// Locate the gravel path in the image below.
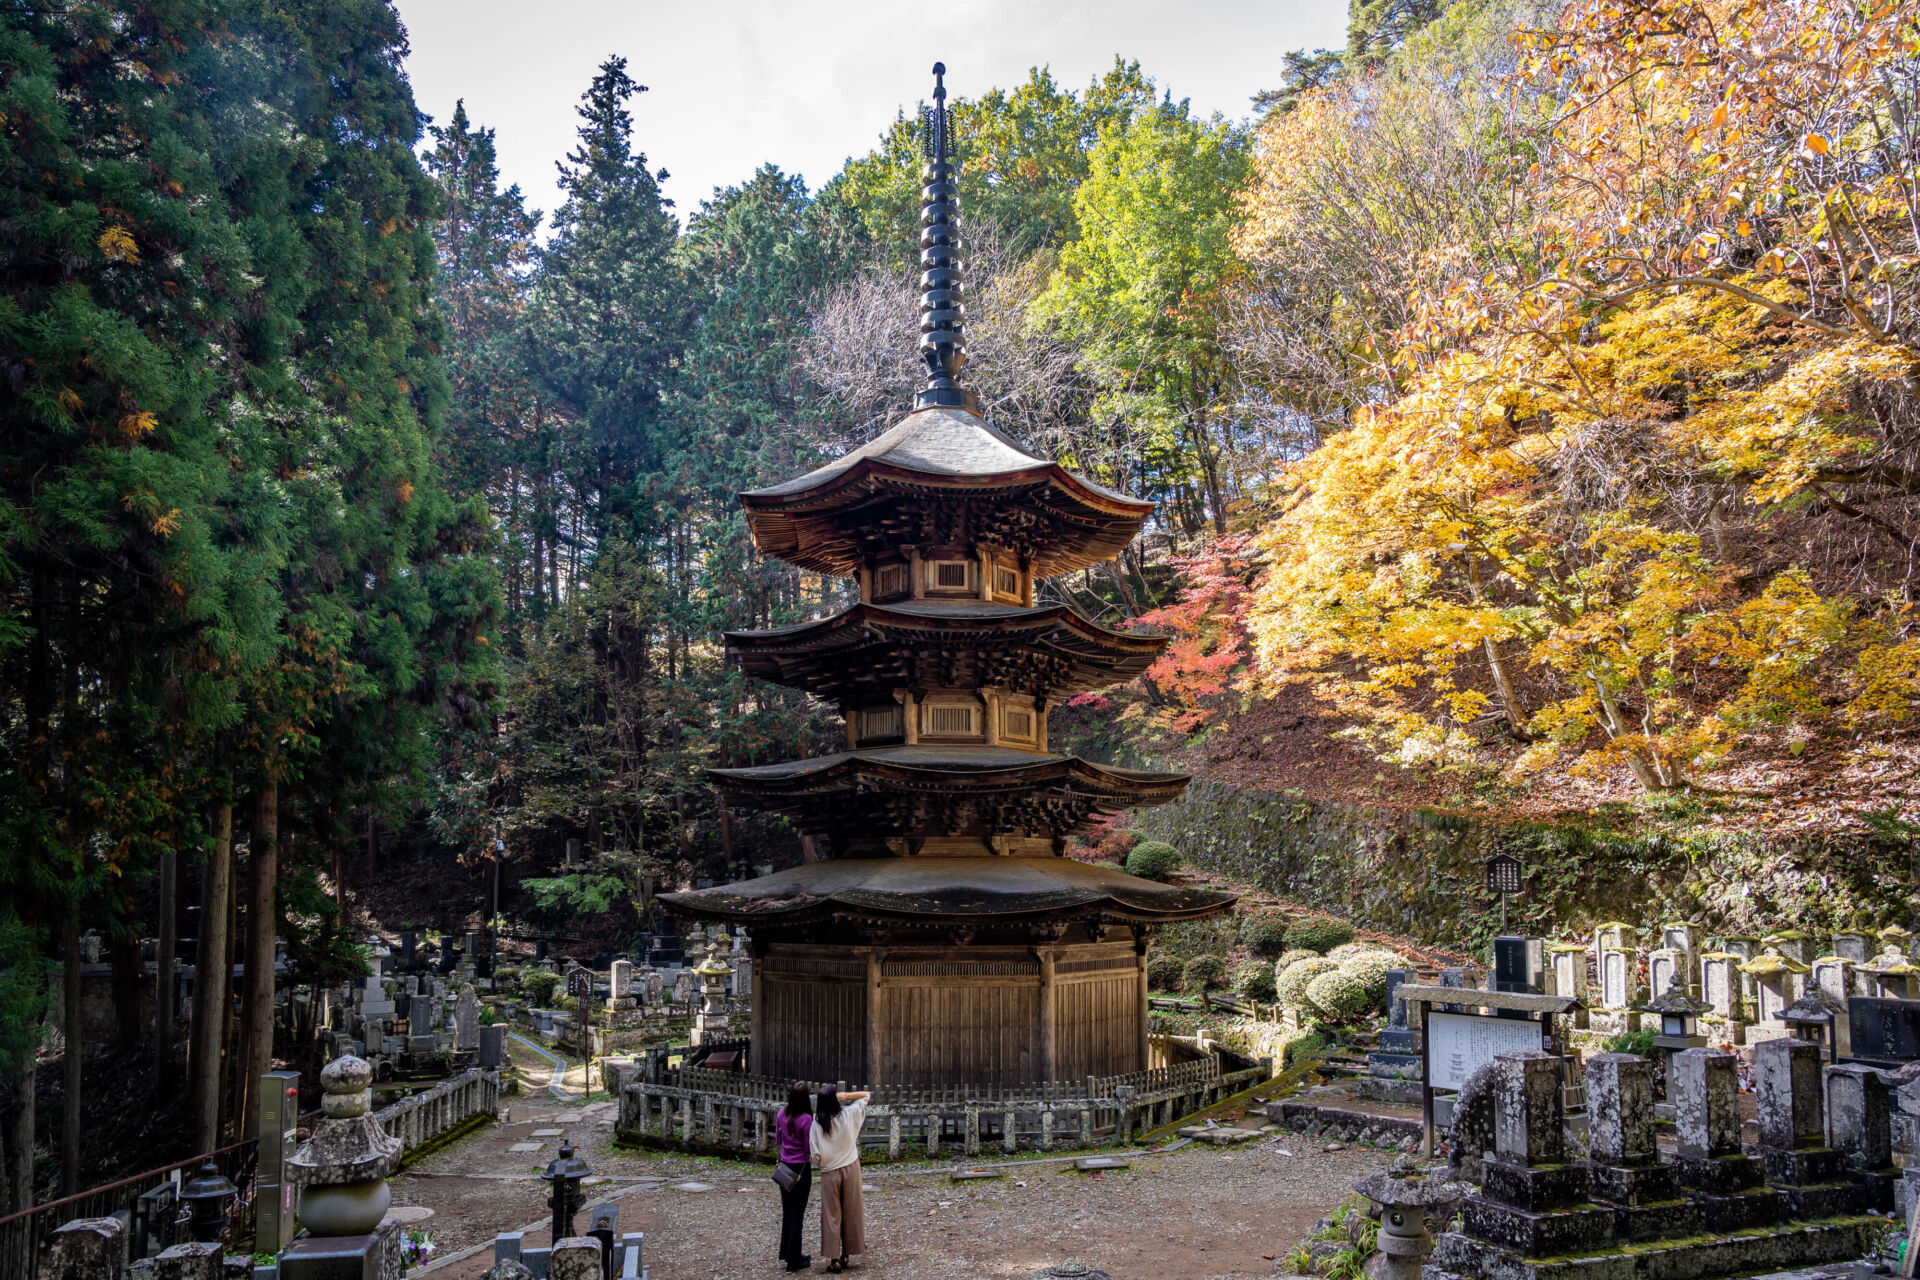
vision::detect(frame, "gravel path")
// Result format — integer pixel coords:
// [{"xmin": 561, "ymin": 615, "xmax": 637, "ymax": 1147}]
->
[{"xmin": 397, "ymin": 1059, "xmax": 1389, "ymax": 1280}]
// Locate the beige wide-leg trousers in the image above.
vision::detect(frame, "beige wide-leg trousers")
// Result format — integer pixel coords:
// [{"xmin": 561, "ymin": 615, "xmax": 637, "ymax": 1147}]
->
[{"xmin": 820, "ymin": 1162, "xmax": 866, "ymax": 1259}]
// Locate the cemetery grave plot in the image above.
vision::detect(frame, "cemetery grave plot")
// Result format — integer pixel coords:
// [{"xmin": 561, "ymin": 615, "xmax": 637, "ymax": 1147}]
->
[{"xmin": 398, "ymin": 1096, "xmax": 1394, "ymax": 1280}]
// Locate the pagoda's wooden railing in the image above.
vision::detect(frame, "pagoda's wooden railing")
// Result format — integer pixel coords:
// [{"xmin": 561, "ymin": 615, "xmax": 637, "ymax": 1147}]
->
[{"xmin": 612, "ymin": 1046, "xmax": 1267, "ymax": 1159}]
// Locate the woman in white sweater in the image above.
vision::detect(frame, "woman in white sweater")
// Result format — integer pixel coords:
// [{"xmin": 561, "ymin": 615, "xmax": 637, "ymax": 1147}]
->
[{"xmin": 809, "ymin": 1086, "xmax": 872, "ymax": 1272}]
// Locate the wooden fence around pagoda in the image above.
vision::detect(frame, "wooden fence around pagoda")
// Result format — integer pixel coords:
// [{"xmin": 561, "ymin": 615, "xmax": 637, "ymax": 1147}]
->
[{"xmin": 611, "ymin": 1046, "xmax": 1268, "ymax": 1159}]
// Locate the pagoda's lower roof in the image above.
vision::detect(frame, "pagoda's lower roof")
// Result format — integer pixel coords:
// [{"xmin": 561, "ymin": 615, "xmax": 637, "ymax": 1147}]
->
[
  {"xmin": 708, "ymin": 746, "xmax": 1188, "ymax": 838},
  {"xmin": 726, "ymin": 601, "xmax": 1165, "ymax": 702},
  {"xmin": 658, "ymin": 855, "xmax": 1235, "ymax": 927}
]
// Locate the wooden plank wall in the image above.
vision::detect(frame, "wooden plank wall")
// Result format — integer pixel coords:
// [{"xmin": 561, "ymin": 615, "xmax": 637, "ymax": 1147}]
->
[
  {"xmin": 1054, "ymin": 970, "xmax": 1139, "ymax": 1080},
  {"xmin": 880, "ymin": 975, "xmax": 1041, "ymax": 1085},
  {"xmin": 758, "ymin": 959, "xmax": 867, "ymax": 1083},
  {"xmin": 759, "ymin": 941, "xmax": 1146, "ymax": 1086}
]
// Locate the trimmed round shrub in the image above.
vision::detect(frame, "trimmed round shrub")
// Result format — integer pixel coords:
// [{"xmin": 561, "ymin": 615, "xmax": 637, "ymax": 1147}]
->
[
  {"xmin": 1326, "ymin": 942, "xmax": 1372, "ymax": 962},
  {"xmin": 1338, "ymin": 950, "xmax": 1406, "ymax": 1005},
  {"xmin": 1233, "ymin": 961, "xmax": 1278, "ymax": 1002},
  {"xmin": 492, "ymin": 966, "xmax": 524, "ymax": 992},
  {"xmin": 1181, "ymin": 954, "xmax": 1225, "ymax": 991},
  {"xmin": 1125, "ymin": 840, "xmax": 1180, "ymax": 881},
  {"xmin": 1285, "ymin": 915, "xmax": 1355, "ymax": 954},
  {"xmin": 1276, "ymin": 955, "xmax": 1340, "ymax": 1009},
  {"xmin": 1146, "ymin": 953, "xmax": 1182, "ymax": 992},
  {"xmin": 522, "ymin": 970, "xmax": 561, "ymax": 1006},
  {"xmin": 1305, "ymin": 968, "xmax": 1373, "ymax": 1022},
  {"xmin": 1240, "ymin": 913, "xmax": 1291, "ymax": 959}
]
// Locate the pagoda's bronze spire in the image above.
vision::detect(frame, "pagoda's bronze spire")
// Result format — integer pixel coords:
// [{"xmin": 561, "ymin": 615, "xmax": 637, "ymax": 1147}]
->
[{"xmin": 915, "ymin": 62, "xmax": 980, "ymax": 414}]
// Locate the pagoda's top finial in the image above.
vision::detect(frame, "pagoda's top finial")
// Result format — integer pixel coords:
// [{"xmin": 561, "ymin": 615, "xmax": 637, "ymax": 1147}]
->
[{"xmin": 915, "ymin": 61, "xmax": 978, "ymax": 414}]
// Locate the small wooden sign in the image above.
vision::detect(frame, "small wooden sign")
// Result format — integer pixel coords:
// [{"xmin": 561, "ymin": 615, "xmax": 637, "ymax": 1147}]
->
[
  {"xmin": 1485, "ymin": 854, "xmax": 1523, "ymax": 895},
  {"xmin": 567, "ymin": 968, "xmax": 592, "ymax": 999}
]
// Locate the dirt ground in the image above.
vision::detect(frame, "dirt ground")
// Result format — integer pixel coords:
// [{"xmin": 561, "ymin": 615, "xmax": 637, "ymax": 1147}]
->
[{"xmin": 399, "ymin": 1046, "xmax": 1388, "ymax": 1280}]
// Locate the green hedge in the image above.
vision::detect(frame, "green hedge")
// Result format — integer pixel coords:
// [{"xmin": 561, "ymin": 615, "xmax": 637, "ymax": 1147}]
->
[{"xmin": 1285, "ymin": 916, "xmax": 1355, "ymax": 954}]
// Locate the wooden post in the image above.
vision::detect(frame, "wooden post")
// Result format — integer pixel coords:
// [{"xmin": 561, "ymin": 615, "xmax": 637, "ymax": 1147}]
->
[
  {"xmin": 861, "ymin": 948, "xmax": 886, "ymax": 1085},
  {"xmin": 1036, "ymin": 946, "xmax": 1056, "ymax": 1082},
  {"xmin": 1136, "ymin": 945, "xmax": 1151, "ymax": 1071}
]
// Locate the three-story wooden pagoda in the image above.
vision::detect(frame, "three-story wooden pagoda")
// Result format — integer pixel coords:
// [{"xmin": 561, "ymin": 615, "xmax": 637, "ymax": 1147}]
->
[{"xmin": 661, "ymin": 64, "xmax": 1233, "ymax": 1087}]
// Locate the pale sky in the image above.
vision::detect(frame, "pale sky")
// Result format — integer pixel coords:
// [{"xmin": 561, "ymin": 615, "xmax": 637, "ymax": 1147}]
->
[{"xmin": 392, "ymin": 0, "xmax": 1347, "ymax": 227}]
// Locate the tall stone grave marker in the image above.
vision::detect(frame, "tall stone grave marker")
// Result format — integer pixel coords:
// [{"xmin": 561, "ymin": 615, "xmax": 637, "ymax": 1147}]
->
[{"xmin": 1752, "ymin": 1038, "xmax": 1863, "ymax": 1218}]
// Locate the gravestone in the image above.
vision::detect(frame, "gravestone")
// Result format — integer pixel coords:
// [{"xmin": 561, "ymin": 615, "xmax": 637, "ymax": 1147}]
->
[
  {"xmin": 549, "ymin": 1237, "xmax": 602, "ymax": 1280},
  {"xmin": 1763, "ymin": 931, "xmax": 1812, "ymax": 965},
  {"xmin": 1379, "ymin": 969, "xmax": 1418, "ymax": 1053},
  {"xmin": 455, "ymin": 987, "xmax": 480, "ymax": 1051},
  {"xmin": 1583, "ymin": 1053, "xmax": 1693, "ymax": 1238},
  {"xmin": 1594, "ymin": 922, "xmax": 1637, "ymax": 954},
  {"xmin": 406, "ymin": 993, "xmax": 433, "ymax": 1029},
  {"xmin": 479, "ymin": 1022, "xmax": 507, "ymax": 1069},
  {"xmin": 1700, "ymin": 954, "xmax": 1741, "ymax": 1021},
  {"xmin": 1847, "ymin": 996, "xmax": 1920, "ymax": 1063},
  {"xmin": 1438, "ymin": 966, "xmax": 1470, "ymax": 1014},
  {"xmin": 152, "ymin": 1242, "xmax": 221, "ymax": 1280},
  {"xmin": 609, "ymin": 959, "xmax": 633, "ymax": 1000},
  {"xmin": 400, "ymin": 931, "xmax": 417, "ymax": 971},
  {"xmin": 1546, "ymin": 944, "xmax": 1588, "ymax": 1005},
  {"xmin": 1599, "ymin": 949, "xmax": 1635, "ymax": 1009},
  {"xmin": 1661, "ymin": 922, "xmax": 1701, "ymax": 955},
  {"xmin": 1833, "ymin": 931, "xmax": 1872, "ymax": 965},
  {"xmin": 1493, "ymin": 937, "xmax": 1544, "ymax": 993},
  {"xmin": 1826, "ymin": 1062, "xmax": 1897, "ymax": 1210},
  {"xmin": 48, "ymin": 1217, "xmax": 124, "ymax": 1280},
  {"xmin": 1648, "ymin": 949, "xmax": 1682, "ymax": 1001},
  {"xmin": 1812, "ymin": 956, "xmax": 1854, "ymax": 1006},
  {"xmin": 1753, "ymin": 1038, "xmax": 1862, "ymax": 1217},
  {"xmin": 671, "ymin": 968, "xmax": 697, "ymax": 1005},
  {"xmin": 1670, "ymin": 1048, "xmax": 1781, "ymax": 1230},
  {"xmin": 643, "ymin": 967, "xmax": 663, "ymax": 1006},
  {"xmin": 1457, "ymin": 1051, "xmax": 1613, "ymax": 1256},
  {"xmin": 1744, "ymin": 951, "xmax": 1808, "ymax": 1036}
]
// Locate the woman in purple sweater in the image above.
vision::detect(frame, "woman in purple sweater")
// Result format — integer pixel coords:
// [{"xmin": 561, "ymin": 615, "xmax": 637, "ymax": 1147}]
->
[{"xmin": 775, "ymin": 1082, "xmax": 814, "ymax": 1271}]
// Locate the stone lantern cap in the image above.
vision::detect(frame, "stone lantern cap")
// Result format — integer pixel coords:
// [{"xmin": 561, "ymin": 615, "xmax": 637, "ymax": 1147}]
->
[
  {"xmin": 1642, "ymin": 974, "xmax": 1711, "ymax": 1016},
  {"xmin": 288, "ymin": 1055, "xmax": 400, "ymax": 1188},
  {"xmin": 1354, "ymin": 1160, "xmax": 1474, "ymax": 1211},
  {"xmin": 1782, "ymin": 991, "xmax": 1842, "ymax": 1026},
  {"xmin": 1741, "ymin": 952, "xmax": 1809, "ymax": 975},
  {"xmin": 1761, "ymin": 929, "xmax": 1809, "ymax": 945},
  {"xmin": 693, "ymin": 942, "xmax": 732, "ymax": 977}
]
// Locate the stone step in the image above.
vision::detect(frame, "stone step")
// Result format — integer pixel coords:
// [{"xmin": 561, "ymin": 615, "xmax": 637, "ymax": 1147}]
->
[{"xmin": 1432, "ymin": 1216, "xmax": 1880, "ymax": 1280}]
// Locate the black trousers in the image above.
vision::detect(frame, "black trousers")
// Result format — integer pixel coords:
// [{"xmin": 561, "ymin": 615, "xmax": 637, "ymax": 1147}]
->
[{"xmin": 779, "ymin": 1163, "xmax": 813, "ymax": 1264}]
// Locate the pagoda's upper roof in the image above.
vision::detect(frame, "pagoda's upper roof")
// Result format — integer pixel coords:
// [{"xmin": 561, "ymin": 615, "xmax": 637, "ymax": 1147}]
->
[
  {"xmin": 659, "ymin": 854, "xmax": 1235, "ymax": 927},
  {"xmin": 708, "ymin": 745, "xmax": 1187, "ymax": 838},
  {"xmin": 741, "ymin": 407, "xmax": 1153, "ymax": 577},
  {"xmin": 726, "ymin": 600, "xmax": 1166, "ymax": 702}
]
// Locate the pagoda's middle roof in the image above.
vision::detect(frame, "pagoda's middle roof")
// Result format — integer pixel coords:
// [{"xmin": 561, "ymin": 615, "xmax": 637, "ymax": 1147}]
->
[
  {"xmin": 708, "ymin": 745, "xmax": 1188, "ymax": 837},
  {"xmin": 741, "ymin": 406, "xmax": 1154, "ymax": 577},
  {"xmin": 726, "ymin": 600, "xmax": 1166, "ymax": 702}
]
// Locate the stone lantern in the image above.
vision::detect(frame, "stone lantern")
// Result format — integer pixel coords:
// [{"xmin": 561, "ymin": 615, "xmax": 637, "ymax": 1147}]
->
[
  {"xmin": 1354, "ymin": 1160, "xmax": 1473, "ymax": 1280},
  {"xmin": 180, "ymin": 1160, "xmax": 237, "ymax": 1244},
  {"xmin": 1641, "ymin": 974, "xmax": 1710, "ymax": 1091},
  {"xmin": 541, "ymin": 1140, "xmax": 594, "ymax": 1242},
  {"xmin": 690, "ymin": 937, "xmax": 734, "ymax": 1047},
  {"xmin": 1782, "ymin": 989, "xmax": 1846, "ymax": 1062},
  {"xmin": 1740, "ymin": 949, "xmax": 1809, "ymax": 1037}
]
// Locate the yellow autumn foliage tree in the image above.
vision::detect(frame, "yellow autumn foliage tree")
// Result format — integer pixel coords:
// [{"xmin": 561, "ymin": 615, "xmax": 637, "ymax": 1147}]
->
[{"xmin": 1238, "ymin": 0, "xmax": 1920, "ymax": 795}]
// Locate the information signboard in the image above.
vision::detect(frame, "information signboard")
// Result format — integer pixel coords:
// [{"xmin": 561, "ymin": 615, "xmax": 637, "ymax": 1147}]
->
[{"xmin": 1426, "ymin": 1010, "xmax": 1545, "ymax": 1091}]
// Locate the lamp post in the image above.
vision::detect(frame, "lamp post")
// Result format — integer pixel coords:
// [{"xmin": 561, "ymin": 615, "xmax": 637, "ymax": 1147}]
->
[
  {"xmin": 180, "ymin": 1160, "xmax": 237, "ymax": 1244},
  {"xmin": 541, "ymin": 1141, "xmax": 594, "ymax": 1242}
]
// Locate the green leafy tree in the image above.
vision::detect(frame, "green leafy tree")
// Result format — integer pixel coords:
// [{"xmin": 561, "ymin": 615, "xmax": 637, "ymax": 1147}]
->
[{"xmin": 1039, "ymin": 104, "xmax": 1251, "ymax": 537}]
